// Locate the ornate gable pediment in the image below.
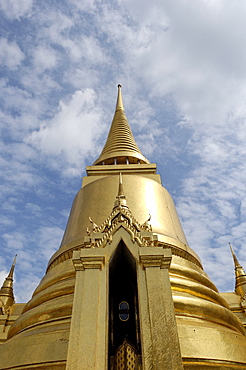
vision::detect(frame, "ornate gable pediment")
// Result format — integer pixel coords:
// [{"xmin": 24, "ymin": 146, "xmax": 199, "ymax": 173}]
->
[
  {"xmin": 86, "ymin": 200, "xmax": 155, "ymax": 249},
  {"xmin": 86, "ymin": 173, "xmax": 156, "ymax": 249}
]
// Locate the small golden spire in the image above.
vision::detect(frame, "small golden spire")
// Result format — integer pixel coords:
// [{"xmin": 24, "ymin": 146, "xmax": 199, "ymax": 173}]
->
[
  {"xmin": 229, "ymin": 243, "xmax": 241, "ymax": 267},
  {"xmin": 114, "ymin": 173, "xmax": 127, "ymax": 208},
  {"xmin": 0, "ymin": 255, "xmax": 17, "ymax": 314},
  {"xmin": 229, "ymin": 243, "xmax": 246, "ymax": 297},
  {"xmin": 93, "ymin": 85, "xmax": 150, "ymax": 166},
  {"xmin": 8, "ymin": 254, "xmax": 17, "ymax": 280}
]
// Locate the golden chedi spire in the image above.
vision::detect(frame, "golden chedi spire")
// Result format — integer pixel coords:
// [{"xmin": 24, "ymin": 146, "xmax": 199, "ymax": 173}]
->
[
  {"xmin": 2, "ymin": 86, "xmax": 246, "ymax": 370},
  {"xmin": 0, "ymin": 255, "xmax": 17, "ymax": 314},
  {"xmin": 229, "ymin": 243, "xmax": 246, "ymax": 297},
  {"xmin": 93, "ymin": 84, "xmax": 149, "ymax": 165},
  {"xmin": 113, "ymin": 173, "xmax": 127, "ymax": 209}
]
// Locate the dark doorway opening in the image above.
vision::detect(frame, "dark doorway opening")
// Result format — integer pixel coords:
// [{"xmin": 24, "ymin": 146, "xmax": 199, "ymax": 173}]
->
[{"xmin": 108, "ymin": 241, "xmax": 141, "ymax": 369}]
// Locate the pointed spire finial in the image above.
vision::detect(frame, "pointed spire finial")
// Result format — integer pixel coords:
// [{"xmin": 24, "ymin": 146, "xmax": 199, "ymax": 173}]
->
[
  {"xmin": 0, "ymin": 255, "xmax": 17, "ymax": 314},
  {"xmin": 229, "ymin": 243, "xmax": 246, "ymax": 298},
  {"xmin": 114, "ymin": 173, "xmax": 127, "ymax": 209},
  {"xmin": 116, "ymin": 84, "xmax": 124, "ymax": 111},
  {"xmin": 229, "ymin": 243, "xmax": 241, "ymax": 268},
  {"xmin": 8, "ymin": 254, "xmax": 17, "ymax": 279},
  {"xmin": 93, "ymin": 85, "xmax": 150, "ymax": 166}
]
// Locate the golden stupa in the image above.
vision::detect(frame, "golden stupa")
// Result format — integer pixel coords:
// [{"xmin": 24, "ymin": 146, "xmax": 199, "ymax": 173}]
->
[{"xmin": 0, "ymin": 85, "xmax": 246, "ymax": 369}]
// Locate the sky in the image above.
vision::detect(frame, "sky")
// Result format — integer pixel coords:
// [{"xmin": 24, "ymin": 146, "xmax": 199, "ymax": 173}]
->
[{"xmin": 1, "ymin": 0, "xmax": 246, "ymax": 302}]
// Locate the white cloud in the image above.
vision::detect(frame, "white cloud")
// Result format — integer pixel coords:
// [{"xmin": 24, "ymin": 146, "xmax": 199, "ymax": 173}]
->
[
  {"xmin": 0, "ymin": 38, "xmax": 25, "ymax": 70},
  {"xmin": 48, "ymin": 35, "xmax": 106, "ymax": 65},
  {"xmin": 36, "ymin": 226, "xmax": 64, "ymax": 260},
  {"xmin": 0, "ymin": 0, "xmax": 33, "ymax": 19},
  {"xmin": 25, "ymin": 203, "xmax": 42, "ymax": 218},
  {"xmin": 2, "ymin": 232, "xmax": 27, "ymax": 252},
  {"xmin": 26, "ymin": 89, "xmax": 104, "ymax": 175},
  {"xmin": 39, "ymin": 11, "xmax": 74, "ymax": 42},
  {"xmin": 15, "ymin": 272, "xmax": 40, "ymax": 303},
  {"xmin": 80, "ymin": 36, "xmax": 106, "ymax": 64},
  {"xmin": 70, "ymin": 0, "xmax": 95, "ymax": 11},
  {"xmin": 176, "ymin": 119, "xmax": 246, "ymax": 291},
  {"xmin": 1, "ymin": 0, "xmax": 246, "ymax": 300},
  {"xmin": 20, "ymin": 72, "xmax": 60, "ymax": 97},
  {"xmin": 64, "ymin": 67, "xmax": 100, "ymax": 89},
  {"xmin": 0, "ymin": 154, "xmax": 40, "ymax": 193},
  {"xmin": 32, "ymin": 45, "xmax": 58, "ymax": 72},
  {"xmin": 108, "ymin": 1, "xmax": 246, "ymax": 126},
  {"xmin": 0, "ymin": 225, "xmax": 64, "ymax": 302}
]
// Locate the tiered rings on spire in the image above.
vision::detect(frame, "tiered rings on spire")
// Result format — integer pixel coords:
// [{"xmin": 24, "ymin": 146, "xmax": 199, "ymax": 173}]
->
[
  {"xmin": 93, "ymin": 85, "xmax": 149, "ymax": 165},
  {"xmin": 0, "ymin": 255, "xmax": 17, "ymax": 314}
]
